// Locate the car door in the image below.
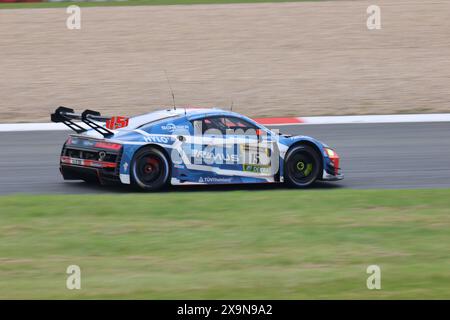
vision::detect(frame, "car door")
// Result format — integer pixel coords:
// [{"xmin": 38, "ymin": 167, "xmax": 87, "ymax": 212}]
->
[
  {"xmin": 190, "ymin": 116, "xmax": 238, "ymax": 172},
  {"xmin": 221, "ymin": 116, "xmax": 277, "ymax": 179},
  {"xmin": 188, "ymin": 115, "xmax": 278, "ymax": 181}
]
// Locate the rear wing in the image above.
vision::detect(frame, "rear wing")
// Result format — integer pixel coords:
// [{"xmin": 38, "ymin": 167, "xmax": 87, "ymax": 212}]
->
[{"xmin": 51, "ymin": 106, "xmax": 116, "ymax": 137}]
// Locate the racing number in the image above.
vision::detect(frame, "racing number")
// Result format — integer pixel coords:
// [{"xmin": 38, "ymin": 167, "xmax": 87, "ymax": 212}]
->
[{"xmin": 106, "ymin": 116, "xmax": 129, "ymax": 130}]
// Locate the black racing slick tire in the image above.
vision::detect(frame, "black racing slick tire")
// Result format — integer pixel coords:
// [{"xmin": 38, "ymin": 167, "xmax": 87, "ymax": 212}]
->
[
  {"xmin": 284, "ymin": 145, "xmax": 322, "ymax": 188},
  {"xmin": 131, "ymin": 147, "xmax": 170, "ymax": 191}
]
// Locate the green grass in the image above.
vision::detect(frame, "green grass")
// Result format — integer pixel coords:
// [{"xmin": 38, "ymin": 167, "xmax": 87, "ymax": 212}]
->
[
  {"xmin": 0, "ymin": 189, "xmax": 449, "ymax": 299},
  {"xmin": 0, "ymin": 0, "xmax": 321, "ymax": 10}
]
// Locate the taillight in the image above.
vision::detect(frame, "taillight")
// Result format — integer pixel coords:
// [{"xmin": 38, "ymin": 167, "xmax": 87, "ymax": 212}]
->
[{"xmin": 94, "ymin": 141, "xmax": 122, "ymax": 151}]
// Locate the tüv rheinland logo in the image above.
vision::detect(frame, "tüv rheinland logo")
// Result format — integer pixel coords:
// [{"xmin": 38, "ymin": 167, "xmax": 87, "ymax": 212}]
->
[{"xmin": 199, "ymin": 176, "xmax": 232, "ymax": 183}]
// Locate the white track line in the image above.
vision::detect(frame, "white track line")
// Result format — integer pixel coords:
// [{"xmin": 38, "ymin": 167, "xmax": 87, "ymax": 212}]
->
[
  {"xmin": 0, "ymin": 123, "xmax": 69, "ymax": 132},
  {"xmin": 1, "ymin": 114, "xmax": 450, "ymax": 132},
  {"xmin": 300, "ymin": 114, "xmax": 450, "ymax": 125}
]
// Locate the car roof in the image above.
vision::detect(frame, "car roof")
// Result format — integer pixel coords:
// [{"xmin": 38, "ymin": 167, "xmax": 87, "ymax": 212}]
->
[{"xmin": 124, "ymin": 107, "xmax": 250, "ymax": 129}]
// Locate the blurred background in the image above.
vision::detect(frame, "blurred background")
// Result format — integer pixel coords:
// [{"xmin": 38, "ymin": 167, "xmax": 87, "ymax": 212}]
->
[
  {"xmin": 1, "ymin": 0, "xmax": 449, "ymax": 300},
  {"xmin": 1, "ymin": 0, "xmax": 449, "ymax": 123}
]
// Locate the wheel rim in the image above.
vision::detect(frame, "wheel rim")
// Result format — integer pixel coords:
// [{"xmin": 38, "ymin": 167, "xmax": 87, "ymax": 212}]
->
[
  {"xmin": 287, "ymin": 152, "xmax": 316, "ymax": 184},
  {"xmin": 136, "ymin": 154, "xmax": 163, "ymax": 184}
]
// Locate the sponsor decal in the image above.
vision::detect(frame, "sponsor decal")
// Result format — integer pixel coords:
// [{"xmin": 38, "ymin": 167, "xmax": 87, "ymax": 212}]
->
[
  {"xmin": 242, "ymin": 164, "xmax": 271, "ymax": 174},
  {"xmin": 199, "ymin": 176, "xmax": 233, "ymax": 183},
  {"xmin": 161, "ymin": 123, "xmax": 189, "ymax": 132},
  {"xmin": 144, "ymin": 135, "xmax": 171, "ymax": 144},
  {"xmin": 193, "ymin": 149, "xmax": 239, "ymax": 163}
]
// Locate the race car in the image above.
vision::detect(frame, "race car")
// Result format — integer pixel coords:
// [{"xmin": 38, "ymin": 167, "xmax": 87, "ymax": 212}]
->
[{"xmin": 51, "ymin": 106, "xmax": 343, "ymax": 191}]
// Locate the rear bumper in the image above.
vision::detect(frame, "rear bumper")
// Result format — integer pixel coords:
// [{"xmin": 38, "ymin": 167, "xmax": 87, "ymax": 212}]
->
[
  {"xmin": 60, "ymin": 163, "xmax": 121, "ymax": 184},
  {"xmin": 59, "ymin": 137, "xmax": 123, "ymax": 184},
  {"xmin": 61, "ymin": 165, "xmax": 101, "ymax": 182}
]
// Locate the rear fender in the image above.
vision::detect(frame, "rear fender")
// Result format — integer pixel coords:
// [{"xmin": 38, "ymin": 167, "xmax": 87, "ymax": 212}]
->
[{"xmin": 119, "ymin": 142, "xmax": 173, "ymax": 184}]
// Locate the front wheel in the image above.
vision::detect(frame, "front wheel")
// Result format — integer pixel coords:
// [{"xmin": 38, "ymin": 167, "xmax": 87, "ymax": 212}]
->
[
  {"xmin": 284, "ymin": 145, "xmax": 322, "ymax": 187},
  {"xmin": 131, "ymin": 147, "xmax": 170, "ymax": 191}
]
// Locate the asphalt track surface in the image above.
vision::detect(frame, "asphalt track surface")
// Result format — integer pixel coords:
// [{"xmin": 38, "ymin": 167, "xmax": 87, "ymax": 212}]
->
[{"xmin": 1, "ymin": 122, "xmax": 449, "ymax": 194}]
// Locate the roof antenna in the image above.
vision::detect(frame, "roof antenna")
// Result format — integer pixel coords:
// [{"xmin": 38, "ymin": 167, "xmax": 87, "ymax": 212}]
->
[
  {"xmin": 230, "ymin": 100, "xmax": 234, "ymax": 112},
  {"xmin": 164, "ymin": 70, "xmax": 176, "ymax": 110}
]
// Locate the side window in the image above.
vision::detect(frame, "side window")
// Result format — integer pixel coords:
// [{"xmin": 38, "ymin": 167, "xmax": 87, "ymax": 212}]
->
[
  {"xmin": 193, "ymin": 117, "xmax": 227, "ymax": 135},
  {"xmin": 222, "ymin": 117, "xmax": 259, "ymax": 136},
  {"xmin": 192, "ymin": 116, "xmax": 260, "ymax": 136}
]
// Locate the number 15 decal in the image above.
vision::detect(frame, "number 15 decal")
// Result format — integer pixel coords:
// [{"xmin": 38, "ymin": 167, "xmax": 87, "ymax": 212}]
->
[{"xmin": 106, "ymin": 116, "xmax": 129, "ymax": 130}]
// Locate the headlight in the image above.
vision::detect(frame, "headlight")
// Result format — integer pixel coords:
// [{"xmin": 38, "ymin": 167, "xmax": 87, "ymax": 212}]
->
[
  {"xmin": 325, "ymin": 148, "xmax": 337, "ymax": 158},
  {"xmin": 324, "ymin": 148, "xmax": 340, "ymax": 175}
]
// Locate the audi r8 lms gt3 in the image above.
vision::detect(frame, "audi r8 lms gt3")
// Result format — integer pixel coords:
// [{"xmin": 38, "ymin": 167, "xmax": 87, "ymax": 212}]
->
[{"xmin": 50, "ymin": 106, "xmax": 343, "ymax": 191}]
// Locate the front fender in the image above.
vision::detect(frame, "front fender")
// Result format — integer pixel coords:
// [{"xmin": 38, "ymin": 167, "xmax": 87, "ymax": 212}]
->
[{"xmin": 277, "ymin": 135, "xmax": 329, "ymax": 181}]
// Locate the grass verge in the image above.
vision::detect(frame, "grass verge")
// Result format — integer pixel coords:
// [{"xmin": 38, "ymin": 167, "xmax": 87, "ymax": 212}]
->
[
  {"xmin": 0, "ymin": 189, "xmax": 449, "ymax": 299},
  {"xmin": 0, "ymin": 0, "xmax": 321, "ymax": 10}
]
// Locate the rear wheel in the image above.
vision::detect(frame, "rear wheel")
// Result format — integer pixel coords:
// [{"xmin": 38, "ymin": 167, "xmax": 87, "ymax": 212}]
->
[
  {"xmin": 131, "ymin": 147, "xmax": 170, "ymax": 191},
  {"xmin": 284, "ymin": 145, "xmax": 321, "ymax": 187}
]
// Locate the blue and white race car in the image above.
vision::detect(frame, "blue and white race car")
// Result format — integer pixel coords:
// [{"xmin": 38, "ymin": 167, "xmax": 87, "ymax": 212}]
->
[{"xmin": 51, "ymin": 106, "xmax": 343, "ymax": 191}]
